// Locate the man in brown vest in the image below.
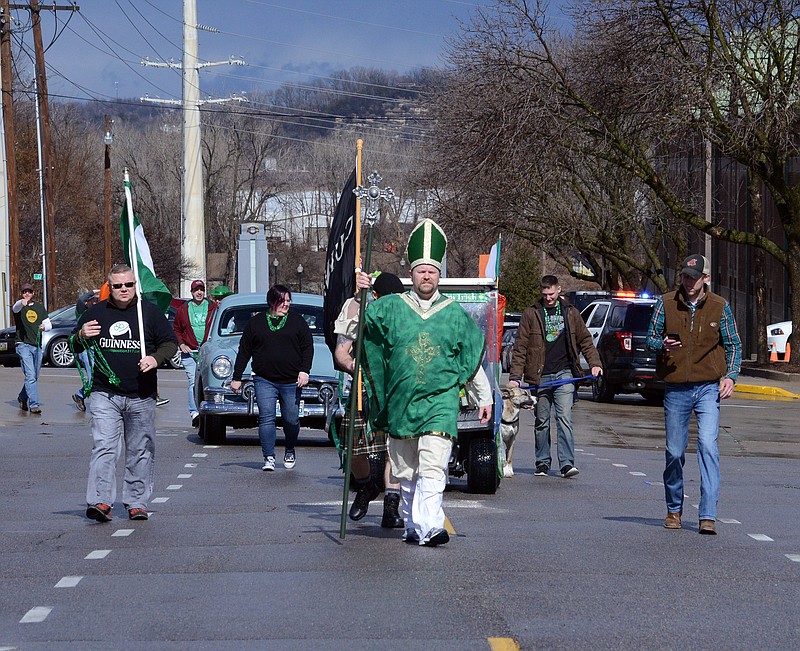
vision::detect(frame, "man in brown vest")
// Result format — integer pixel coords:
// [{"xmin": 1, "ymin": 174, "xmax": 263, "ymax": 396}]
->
[{"xmin": 646, "ymin": 254, "xmax": 742, "ymax": 535}]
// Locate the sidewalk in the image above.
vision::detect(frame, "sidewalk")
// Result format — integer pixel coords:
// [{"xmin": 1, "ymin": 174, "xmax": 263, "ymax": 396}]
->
[{"xmin": 736, "ymin": 364, "xmax": 800, "ymax": 399}]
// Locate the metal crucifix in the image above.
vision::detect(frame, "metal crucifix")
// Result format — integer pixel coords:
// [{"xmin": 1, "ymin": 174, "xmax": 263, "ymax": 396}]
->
[{"xmin": 353, "ymin": 172, "xmax": 394, "ymax": 227}]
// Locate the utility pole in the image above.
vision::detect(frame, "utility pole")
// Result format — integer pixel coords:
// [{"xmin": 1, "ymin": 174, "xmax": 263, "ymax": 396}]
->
[
  {"xmin": 14, "ymin": 1, "xmax": 80, "ymax": 309},
  {"xmin": 141, "ymin": 0, "xmax": 244, "ymax": 297},
  {"xmin": 0, "ymin": 0, "xmax": 20, "ymax": 325}
]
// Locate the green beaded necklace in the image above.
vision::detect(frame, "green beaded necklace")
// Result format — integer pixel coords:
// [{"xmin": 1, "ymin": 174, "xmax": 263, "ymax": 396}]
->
[
  {"xmin": 543, "ymin": 301, "xmax": 562, "ymax": 342},
  {"xmin": 267, "ymin": 312, "xmax": 288, "ymax": 331}
]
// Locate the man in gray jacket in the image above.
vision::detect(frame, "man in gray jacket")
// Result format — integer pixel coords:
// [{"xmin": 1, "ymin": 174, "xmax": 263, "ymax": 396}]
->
[{"xmin": 508, "ymin": 275, "xmax": 602, "ymax": 478}]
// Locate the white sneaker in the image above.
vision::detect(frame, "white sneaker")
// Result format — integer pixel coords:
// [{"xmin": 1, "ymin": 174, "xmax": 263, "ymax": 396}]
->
[
  {"xmin": 262, "ymin": 456, "xmax": 276, "ymax": 471},
  {"xmin": 283, "ymin": 450, "xmax": 296, "ymax": 469},
  {"xmin": 190, "ymin": 411, "xmax": 199, "ymax": 427}
]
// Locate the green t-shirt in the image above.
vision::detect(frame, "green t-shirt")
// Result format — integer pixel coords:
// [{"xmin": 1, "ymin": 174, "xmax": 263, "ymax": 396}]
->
[
  {"xmin": 14, "ymin": 301, "xmax": 48, "ymax": 347},
  {"xmin": 188, "ymin": 300, "xmax": 209, "ymax": 346}
]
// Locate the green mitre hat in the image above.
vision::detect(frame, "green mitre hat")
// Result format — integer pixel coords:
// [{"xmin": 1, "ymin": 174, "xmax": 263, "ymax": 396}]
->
[{"xmin": 407, "ymin": 218, "xmax": 447, "ymax": 270}]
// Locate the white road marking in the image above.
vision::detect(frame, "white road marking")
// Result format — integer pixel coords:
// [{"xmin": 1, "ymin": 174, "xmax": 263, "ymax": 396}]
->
[
  {"xmin": 177, "ymin": 474, "xmax": 192, "ymax": 479},
  {"xmin": 630, "ymin": 471, "xmax": 647, "ymax": 476},
  {"xmin": 166, "ymin": 484, "xmax": 183, "ymax": 490},
  {"xmin": 575, "ymin": 448, "xmax": 584, "ymax": 452},
  {"xmin": 598, "ymin": 458, "xmax": 610, "ymax": 461},
  {"xmin": 54, "ymin": 576, "xmax": 83, "ymax": 588},
  {"xmin": 184, "ymin": 463, "xmax": 198, "ymax": 468},
  {"xmin": 203, "ymin": 445, "xmax": 220, "ymax": 449},
  {"xmin": 725, "ymin": 404, "xmax": 768, "ymax": 409},
  {"xmin": 748, "ymin": 533, "xmax": 774, "ymax": 542},
  {"xmin": 112, "ymin": 529, "xmax": 134, "ymax": 537},
  {"xmin": 785, "ymin": 554, "xmax": 800, "ymax": 562},
  {"xmin": 85, "ymin": 549, "xmax": 111, "ymax": 559},
  {"xmin": 613, "ymin": 463, "xmax": 628, "ymax": 468},
  {"xmin": 20, "ymin": 607, "xmax": 52, "ymax": 623},
  {"xmin": 151, "ymin": 497, "xmax": 169, "ymax": 503},
  {"xmin": 192, "ymin": 453, "xmax": 208, "ymax": 458},
  {"xmin": 582, "ymin": 452, "xmax": 596, "ymax": 456},
  {"xmin": 718, "ymin": 518, "xmax": 740, "ymax": 524}
]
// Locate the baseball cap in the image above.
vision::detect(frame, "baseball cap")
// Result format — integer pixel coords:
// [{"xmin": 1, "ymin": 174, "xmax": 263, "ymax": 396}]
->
[
  {"xmin": 21, "ymin": 282, "xmax": 33, "ymax": 292},
  {"xmin": 680, "ymin": 254, "xmax": 711, "ymax": 279},
  {"xmin": 191, "ymin": 279, "xmax": 206, "ymax": 291}
]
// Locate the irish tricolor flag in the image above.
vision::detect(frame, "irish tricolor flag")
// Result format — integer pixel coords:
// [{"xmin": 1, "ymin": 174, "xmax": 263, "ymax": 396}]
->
[{"xmin": 120, "ymin": 174, "xmax": 172, "ymax": 313}]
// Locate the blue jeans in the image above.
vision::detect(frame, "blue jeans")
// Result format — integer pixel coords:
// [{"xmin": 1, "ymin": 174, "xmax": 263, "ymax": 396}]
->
[
  {"xmin": 663, "ymin": 381, "xmax": 721, "ymax": 520},
  {"xmin": 17, "ymin": 342, "xmax": 42, "ymax": 409},
  {"xmin": 253, "ymin": 376, "xmax": 300, "ymax": 459},
  {"xmin": 534, "ymin": 368, "xmax": 576, "ymax": 469},
  {"xmin": 86, "ymin": 391, "xmax": 156, "ymax": 510},
  {"xmin": 181, "ymin": 352, "xmax": 198, "ymax": 413},
  {"xmin": 76, "ymin": 349, "xmax": 95, "ymax": 399}
]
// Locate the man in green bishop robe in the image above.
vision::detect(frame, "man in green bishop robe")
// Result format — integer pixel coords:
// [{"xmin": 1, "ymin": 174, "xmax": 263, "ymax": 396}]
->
[{"xmin": 362, "ymin": 218, "xmax": 492, "ymax": 547}]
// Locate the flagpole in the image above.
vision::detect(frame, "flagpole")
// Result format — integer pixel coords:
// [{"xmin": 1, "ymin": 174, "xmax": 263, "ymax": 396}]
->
[
  {"xmin": 123, "ymin": 168, "xmax": 147, "ymax": 359},
  {"xmin": 339, "ymin": 140, "xmax": 363, "ymax": 539}
]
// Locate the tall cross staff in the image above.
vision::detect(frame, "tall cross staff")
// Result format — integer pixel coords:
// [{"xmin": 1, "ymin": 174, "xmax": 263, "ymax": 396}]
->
[{"xmin": 339, "ymin": 171, "xmax": 394, "ymax": 539}]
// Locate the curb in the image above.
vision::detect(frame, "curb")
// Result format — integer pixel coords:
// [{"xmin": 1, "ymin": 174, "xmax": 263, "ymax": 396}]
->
[{"xmin": 734, "ymin": 383, "xmax": 800, "ymax": 399}]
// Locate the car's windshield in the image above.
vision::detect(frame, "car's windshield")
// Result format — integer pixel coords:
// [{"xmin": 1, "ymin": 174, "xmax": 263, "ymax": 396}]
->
[
  {"xmin": 609, "ymin": 304, "xmax": 654, "ymax": 332},
  {"xmin": 218, "ymin": 304, "xmax": 324, "ymax": 336}
]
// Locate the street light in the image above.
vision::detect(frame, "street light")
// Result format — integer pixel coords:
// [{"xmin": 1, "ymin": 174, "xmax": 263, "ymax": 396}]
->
[
  {"xmin": 297, "ymin": 263, "xmax": 304, "ymax": 292},
  {"xmin": 103, "ymin": 115, "xmax": 113, "ymax": 277},
  {"xmin": 273, "ymin": 258, "xmax": 279, "ymax": 285}
]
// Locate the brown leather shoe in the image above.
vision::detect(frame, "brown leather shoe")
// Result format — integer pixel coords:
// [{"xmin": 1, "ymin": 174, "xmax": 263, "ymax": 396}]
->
[
  {"xmin": 699, "ymin": 519, "xmax": 717, "ymax": 535},
  {"xmin": 664, "ymin": 511, "xmax": 682, "ymax": 529}
]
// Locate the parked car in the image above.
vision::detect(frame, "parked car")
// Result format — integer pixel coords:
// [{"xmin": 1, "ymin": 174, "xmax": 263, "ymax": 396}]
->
[
  {"xmin": 580, "ymin": 297, "xmax": 663, "ymax": 403},
  {"xmin": 501, "ymin": 326, "xmax": 517, "ymax": 373},
  {"xmin": 0, "ymin": 304, "xmax": 79, "ymax": 368},
  {"xmin": 194, "ymin": 292, "xmax": 343, "ymax": 445},
  {"xmin": 767, "ymin": 320, "xmax": 792, "ymax": 355}
]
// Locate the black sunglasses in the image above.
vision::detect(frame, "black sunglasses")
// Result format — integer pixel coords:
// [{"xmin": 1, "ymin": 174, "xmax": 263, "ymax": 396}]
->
[{"xmin": 111, "ymin": 281, "xmax": 136, "ymax": 289}]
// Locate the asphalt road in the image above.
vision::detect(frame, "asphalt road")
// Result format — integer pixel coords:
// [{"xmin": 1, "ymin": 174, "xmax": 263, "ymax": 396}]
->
[{"xmin": 1, "ymin": 367, "xmax": 799, "ymax": 650}]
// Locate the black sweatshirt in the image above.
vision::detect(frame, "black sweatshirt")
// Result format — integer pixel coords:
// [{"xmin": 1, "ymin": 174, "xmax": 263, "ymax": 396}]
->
[
  {"xmin": 73, "ymin": 297, "xmax": 178, "ymax": 398},
  {"xmin": 232, "ymin": 311, "xmax": 313, "ymax": 383}
]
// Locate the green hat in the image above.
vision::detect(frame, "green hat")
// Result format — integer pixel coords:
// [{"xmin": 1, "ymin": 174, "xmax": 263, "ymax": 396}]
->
[
  {"xmin": 210, "ymin": 285, "xmax": 232, "ymax": 298},
  {"xmin": 407, "ymin": 218, "xmax": 447, "ymax": 270}
]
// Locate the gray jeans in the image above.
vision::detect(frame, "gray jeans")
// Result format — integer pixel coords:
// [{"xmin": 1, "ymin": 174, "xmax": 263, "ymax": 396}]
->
[{"xmin": 86, "ymin": 391, "xmax": 156, "ymax": 510}]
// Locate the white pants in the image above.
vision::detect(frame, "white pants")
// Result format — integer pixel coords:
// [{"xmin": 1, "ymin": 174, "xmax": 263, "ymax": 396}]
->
[{"xmin": 388, "ymin": 435, "xmax": 452, "ymax": 538}]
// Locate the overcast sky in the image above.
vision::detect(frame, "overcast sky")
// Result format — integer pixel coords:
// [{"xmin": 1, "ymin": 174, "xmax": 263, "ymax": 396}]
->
[{"xmin": 10, "ymin": 0, "xmax": 571, "ymax": 104}]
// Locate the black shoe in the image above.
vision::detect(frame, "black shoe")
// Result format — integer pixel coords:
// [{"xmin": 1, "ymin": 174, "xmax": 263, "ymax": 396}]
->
[
  {"xmin": 534, "ymin": 463, "xmax": 549, "ymax": 476},
  {"xmin": 349, "ymin": 479, "xmax": 380, "ymax": 521},
  {"xmin": 72, "ymin": 394, "xmax": 86, "ymax": 412},
  {"xmin": 402, "ymin": 529, "xmax": 420, "ymax": 544},
  {"xmin": 381, "ymin": 492, "xmax": 404, "ymax": 529},
  {"xmin": 421, "ymin": 527, "xmax": 450, "ymax": 547},
  {"xmin": 18, "ymin": 398, "xmax": 28, "ymax": 411},
  {"xmin": 86, "ymin": 503, "xmax": 112, "ymax": 522},
  {"xmin": 560, "ymin": 465, "xmax": 579, "ymax": 478}
]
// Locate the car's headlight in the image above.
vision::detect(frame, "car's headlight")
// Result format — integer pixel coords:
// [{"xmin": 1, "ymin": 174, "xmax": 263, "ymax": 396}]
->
[{"xmin": 211, "ymin": 356, "xmax": 232, "ymax": 379}]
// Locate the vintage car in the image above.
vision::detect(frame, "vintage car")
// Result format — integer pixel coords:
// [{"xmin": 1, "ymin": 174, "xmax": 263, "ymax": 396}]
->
[{"xmin": 194, "ymin": 292, "xmax": 341, "ymax": 445}]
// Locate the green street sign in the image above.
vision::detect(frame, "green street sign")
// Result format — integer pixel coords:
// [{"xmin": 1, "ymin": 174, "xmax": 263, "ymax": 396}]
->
[{"xmin": 33, "ymin": 273, "xmax": 43, "ymax": 280}]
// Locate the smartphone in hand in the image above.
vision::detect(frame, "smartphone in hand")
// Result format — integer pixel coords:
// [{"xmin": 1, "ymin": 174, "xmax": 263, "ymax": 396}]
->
[{"xmin": 666, "ymin": 332, "xmax": 681, "ymax": 341}]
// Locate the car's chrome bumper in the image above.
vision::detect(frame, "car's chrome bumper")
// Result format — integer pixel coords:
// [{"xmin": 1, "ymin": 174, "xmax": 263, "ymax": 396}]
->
[{"xmin": 199, "ymin": 380, "xmax": 342, "ymax": 420}]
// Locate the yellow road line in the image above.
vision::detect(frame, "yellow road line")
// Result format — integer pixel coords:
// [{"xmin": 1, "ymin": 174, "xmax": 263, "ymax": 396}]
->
[
  {"xmin": 444, "ymin": 515, "xmax": 456, "ymax": 535},
  {"xmin": 488, "ymin": 637, "xmax": 520, "ymax": 650}
]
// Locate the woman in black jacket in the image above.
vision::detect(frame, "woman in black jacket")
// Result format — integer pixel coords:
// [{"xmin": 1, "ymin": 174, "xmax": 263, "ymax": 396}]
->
[{"xmin": 230, "ymin": 285, "xmax": 313, "ymax": 471}]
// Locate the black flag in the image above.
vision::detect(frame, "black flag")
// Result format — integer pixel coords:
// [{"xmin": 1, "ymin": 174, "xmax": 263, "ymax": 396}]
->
[{"xmin": 323, "ymin": 168, "xmax": 357, "ymax": 354}]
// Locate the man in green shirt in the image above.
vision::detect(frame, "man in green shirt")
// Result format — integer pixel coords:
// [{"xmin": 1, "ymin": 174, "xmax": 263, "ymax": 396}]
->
[
  {"xmin": 362, "ymin": 219, "xmax": 492, "ymax": 546},
  {"xmin": 13, "ymin": 282, "xmax": 51, "ymax": 415},
  {"xmin": 174, "ymin": 279, "xmax": 217, "ymax": 426}
]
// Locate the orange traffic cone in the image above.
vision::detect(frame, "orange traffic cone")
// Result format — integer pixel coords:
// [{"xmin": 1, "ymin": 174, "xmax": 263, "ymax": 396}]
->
[
  {"xmin": 770, "ymin": 343, "xmax": 779, "ymax": 362},
  {"xmin": 781, "ymin": 342, "xmax": 792, "ymax": 363}
]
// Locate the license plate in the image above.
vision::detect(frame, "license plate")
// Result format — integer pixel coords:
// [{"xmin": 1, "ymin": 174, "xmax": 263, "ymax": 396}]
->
[
  {"xmin": 0, "ymin": 342, "xmax": 6, "ymax": 351},
  {"xmin": 276, "ymin": 400, "xmax": 304, "ymax": 418}
]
